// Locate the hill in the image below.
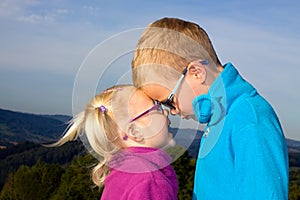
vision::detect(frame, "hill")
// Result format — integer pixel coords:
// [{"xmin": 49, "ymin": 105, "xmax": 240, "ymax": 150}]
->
[
  {"xmin": 1, "ymin": 107, "xmax": 300, "ymax": 156},
  {"xmin": 0, "ymin": 108, "xmax": 70, "ymax": 148},
  {"xmin": 286, "ymin": 138, "xmax": 300, "ymax": 149}
]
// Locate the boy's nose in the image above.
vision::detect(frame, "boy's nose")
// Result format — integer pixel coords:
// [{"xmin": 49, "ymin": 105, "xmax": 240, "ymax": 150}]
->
[{"xmin": 170, "ymin": 108, "xmax": 179, "ymax": 115}]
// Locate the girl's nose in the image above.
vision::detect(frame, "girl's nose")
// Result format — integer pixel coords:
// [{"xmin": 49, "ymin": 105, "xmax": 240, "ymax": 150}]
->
[
  {"xmin": 163, "ymin": 109, "xmax": 171, "ymax": 126},
  {"xmin": 163, "ymin": 109, "xmax": 169, "ymax": 116}
]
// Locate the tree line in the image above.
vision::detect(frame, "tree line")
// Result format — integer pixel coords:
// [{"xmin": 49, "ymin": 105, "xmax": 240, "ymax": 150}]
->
[
  {"xmin": 1, "ymin": 144, "xmax": 300, "ymax": 200},
  {"xmin": 0, "ymin": 141, "xmax": 85, "ymax": 190},
  {"xmin": 0, "ymin": 146, "xmax": 196, "ymax": 200}
]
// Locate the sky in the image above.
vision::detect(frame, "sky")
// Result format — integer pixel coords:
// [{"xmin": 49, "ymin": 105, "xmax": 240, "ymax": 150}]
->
[{"xmin": 0, "ymin": 0, "xmax": 299, "ymax": 140}]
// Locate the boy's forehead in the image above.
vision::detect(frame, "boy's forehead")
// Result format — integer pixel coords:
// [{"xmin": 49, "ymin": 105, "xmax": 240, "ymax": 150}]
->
[
  {"xmin": 133, "ymin": 64, "xmax": 180, "ymax": 89},
  {"xmin": 142, "ymin": 83, "xmax": 172, "ymax": 101}
]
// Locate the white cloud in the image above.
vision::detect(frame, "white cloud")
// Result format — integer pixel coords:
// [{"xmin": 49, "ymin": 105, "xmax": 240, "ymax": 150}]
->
[
  {"xmin": 16, "ymin": 8, "xmax": 69, "ymax": 24},
  {"xmin": 0, "ymin": 0, "xmax": 69, "ymax": 24},
  {"xmin": 0, "ymin": 0, "xmax": 39, "ymax": 19},
  {"xmin": 83, "ymin": 5, "xmax": 100, "ymax": 15},
  {"xmin": 17, "ymin": 13, "xmax": 51, "ymax": 23},
  {"xmin": 0, "ymin": 0, "xmax": 299, "ymax": 139}
]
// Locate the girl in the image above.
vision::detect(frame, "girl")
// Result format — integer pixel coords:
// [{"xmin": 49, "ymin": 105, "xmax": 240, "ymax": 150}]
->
[{"xmin": 51, "ymin": 85, "xmax": 178, "ymax": 200}]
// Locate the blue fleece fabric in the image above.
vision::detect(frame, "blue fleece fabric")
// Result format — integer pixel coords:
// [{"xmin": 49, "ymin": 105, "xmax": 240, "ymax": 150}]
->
[{"xmin": 192, "ymin": 63, "xmax": 289, "ymax": 200}]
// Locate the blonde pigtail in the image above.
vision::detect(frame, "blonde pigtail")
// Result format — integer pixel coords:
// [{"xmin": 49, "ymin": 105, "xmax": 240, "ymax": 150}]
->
[
  {"xmin": 45, "ymin": 111, "xmax": 85, "ymax": 147},
  {"xmin": 92, "ymin": 157, "xmax": 110, "ymax": 187},
  {"xmin": 85, "ymin": 103, "xmax": 122, "ymax": 187}
]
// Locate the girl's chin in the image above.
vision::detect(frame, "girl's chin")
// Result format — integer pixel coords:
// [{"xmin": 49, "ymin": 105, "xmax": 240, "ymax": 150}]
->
[{"xmin": 164, "ymin": 139, "xmax": 176, "ymax": 149}]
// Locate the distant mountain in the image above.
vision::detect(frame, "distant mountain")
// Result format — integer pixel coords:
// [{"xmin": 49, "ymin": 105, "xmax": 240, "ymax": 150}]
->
[
  {"xmin": 171, "ymin": 127, "xmax": 300, "ymax": 157},
  {"xmin": 286, "ymin": 138, "xmax": 300, "ymax": 149},
  {"xmin": 0, "ymin": 108, "xmax": 299, "ymax": 159},
  {"xmin": 0, "ymin": 108, "xmax": 70, "ymax": 147},
  {"xmin": 170, "ymin": 127, "xmax": 202, "ymax": 158},
  {"xmin": 41, "ymin": 114, "xmax": 72, "ymax": 123}
]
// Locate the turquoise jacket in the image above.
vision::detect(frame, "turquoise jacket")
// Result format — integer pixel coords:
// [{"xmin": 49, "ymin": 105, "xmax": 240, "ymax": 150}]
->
[{"xmin": 192, "ymin": 63, "xmax": 289, "ymax": 200}]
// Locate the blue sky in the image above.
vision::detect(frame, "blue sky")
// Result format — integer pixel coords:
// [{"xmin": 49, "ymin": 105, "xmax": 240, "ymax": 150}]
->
[{"xmin": 0, "ymin": 0, "xmax": 299, "ymax": 140}]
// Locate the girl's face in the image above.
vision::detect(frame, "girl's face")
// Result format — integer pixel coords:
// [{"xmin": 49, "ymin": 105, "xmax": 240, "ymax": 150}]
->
[{"xmin": 128, "ymin": 90, "xmax": 175, "ymax": 149}]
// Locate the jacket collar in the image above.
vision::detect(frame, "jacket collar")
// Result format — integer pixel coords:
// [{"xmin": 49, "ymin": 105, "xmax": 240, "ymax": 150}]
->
[{"xmin": 192, "ymin": 62, "xmax": 256, "ymax": 124}]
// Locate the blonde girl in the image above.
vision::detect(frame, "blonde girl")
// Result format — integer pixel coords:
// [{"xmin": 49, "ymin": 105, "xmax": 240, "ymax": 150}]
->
[{"xmin": 51, "ymin": 85, "xmax": 178, "ymax": 200}]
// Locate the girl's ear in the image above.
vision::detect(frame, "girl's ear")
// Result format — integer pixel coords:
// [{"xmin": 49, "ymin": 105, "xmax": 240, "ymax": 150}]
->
[
  {"xmin": 187, "ymin": 61, "xmax": 207, "ymax": 84},
  {"xmin": 126, "ymin": 123, "xmax": 144, "ymax": 143}
]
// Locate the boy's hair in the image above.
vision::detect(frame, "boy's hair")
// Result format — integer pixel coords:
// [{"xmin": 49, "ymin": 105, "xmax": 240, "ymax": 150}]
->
[
  {"xmin": 49, "ymin": 85, "xmax": 136, "ymax": 187},
  {"xmin": 132, "ymin": 17, "xmax": 221, "ymax": 88}
]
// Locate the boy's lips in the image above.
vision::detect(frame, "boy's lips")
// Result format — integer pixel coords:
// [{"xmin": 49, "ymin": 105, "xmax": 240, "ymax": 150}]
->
[
  {"xmin": 183, "ymin": 116, "xmax": 191, "ymax": 120},
  {"xmin": 182, "ymin": 115, "xmax": 192, "ymax": 120},
  {"xmin": 182, "ymin": 115, "xmax": 196, "ymax": 121}
]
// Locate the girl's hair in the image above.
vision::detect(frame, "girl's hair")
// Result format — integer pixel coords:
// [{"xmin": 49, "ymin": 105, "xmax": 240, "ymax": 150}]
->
[
  {"xmin": 50, "ymin": 85, "xmax": 136, "ymax": 187},
  {"xmin": 132, "ymin": 17, "xmax": 221, "ymax": 88}
]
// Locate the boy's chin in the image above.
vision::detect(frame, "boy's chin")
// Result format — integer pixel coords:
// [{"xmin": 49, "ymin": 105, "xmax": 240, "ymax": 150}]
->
[{"xmin": 190, "ymin": 116, "xmax": 197, "ymax": 121}]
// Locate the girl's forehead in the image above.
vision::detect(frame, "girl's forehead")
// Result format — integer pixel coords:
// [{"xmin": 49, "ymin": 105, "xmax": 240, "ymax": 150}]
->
[{"xmin": 126, "ymin": 90, "xmax": 154, "ymax": 123}]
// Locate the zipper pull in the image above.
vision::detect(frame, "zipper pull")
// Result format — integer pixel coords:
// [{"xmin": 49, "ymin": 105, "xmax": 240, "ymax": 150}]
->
[{"xmin": 204, "ymin": 127, "xmax": 210, "ymax": 137}]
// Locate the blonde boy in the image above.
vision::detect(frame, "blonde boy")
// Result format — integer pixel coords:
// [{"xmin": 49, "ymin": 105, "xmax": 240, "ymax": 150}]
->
[{"xmin": 132, "ymin": 17, "xmax": 288, "ymax": 199}]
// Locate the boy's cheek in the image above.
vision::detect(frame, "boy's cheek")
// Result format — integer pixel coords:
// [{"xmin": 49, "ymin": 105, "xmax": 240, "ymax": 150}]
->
[{"xmin": 178, "ymin": 86, "xmax": 196, "ymax": 114}]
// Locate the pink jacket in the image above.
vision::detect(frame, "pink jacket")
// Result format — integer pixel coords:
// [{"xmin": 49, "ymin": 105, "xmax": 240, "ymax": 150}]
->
[{"xmin": 101, "ymin": 147, "xmax": 178, "ymax": 200}]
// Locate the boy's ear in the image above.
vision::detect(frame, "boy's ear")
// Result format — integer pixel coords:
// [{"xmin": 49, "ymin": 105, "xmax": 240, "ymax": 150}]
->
[
  {"xmin": 126, "ymin": 124, "xmax": 144, "ymax": 143},
  {"xmin": 187, "ymin": 62, "xmax": 207, "ymax": 84}
]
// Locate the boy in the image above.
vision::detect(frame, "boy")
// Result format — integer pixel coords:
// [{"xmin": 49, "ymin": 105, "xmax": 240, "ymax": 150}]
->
[{"xmin": 132, "ymin": 17, "xmax": 289, "ymax": 199}]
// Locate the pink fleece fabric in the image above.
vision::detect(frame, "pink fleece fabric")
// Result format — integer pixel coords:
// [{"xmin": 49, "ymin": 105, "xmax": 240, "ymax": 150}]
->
[{"xmin": 100, "ymin": 147, "xmax": 178, "ymax": 200}]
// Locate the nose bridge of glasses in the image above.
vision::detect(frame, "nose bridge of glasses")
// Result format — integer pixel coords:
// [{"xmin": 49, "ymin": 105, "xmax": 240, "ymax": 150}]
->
[{"xmin": 161, "ymin": 98, "xmax": 175, "ymax": 110}]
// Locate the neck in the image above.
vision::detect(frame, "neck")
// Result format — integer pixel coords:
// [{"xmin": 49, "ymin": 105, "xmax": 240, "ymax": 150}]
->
[{"xmin": 205, "ymin": 67, "xmax": 222, "ymax": 87}]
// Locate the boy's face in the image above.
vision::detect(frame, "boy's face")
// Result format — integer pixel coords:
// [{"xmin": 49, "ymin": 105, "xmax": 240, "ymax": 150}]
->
[
  {"xmin": 129, "ymin": 90, "xmax": 175, "ymax": 148},
  {"xmin": 142, "ymin": 76, "xmax": 200, "ymax": 121}
]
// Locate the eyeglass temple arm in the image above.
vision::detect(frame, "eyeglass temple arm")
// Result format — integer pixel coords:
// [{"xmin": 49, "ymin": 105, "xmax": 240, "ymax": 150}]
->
[
  {"xmin": 129, "ymin": 104, "xmax": 159, "ymax": 123},
  {"xmin": 167, "ymin": 60, "xmax": 208, "ymax": 100},
  {"xmin": 167, "ymin": 67, "xmax": 188, "ymax": 99}
]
